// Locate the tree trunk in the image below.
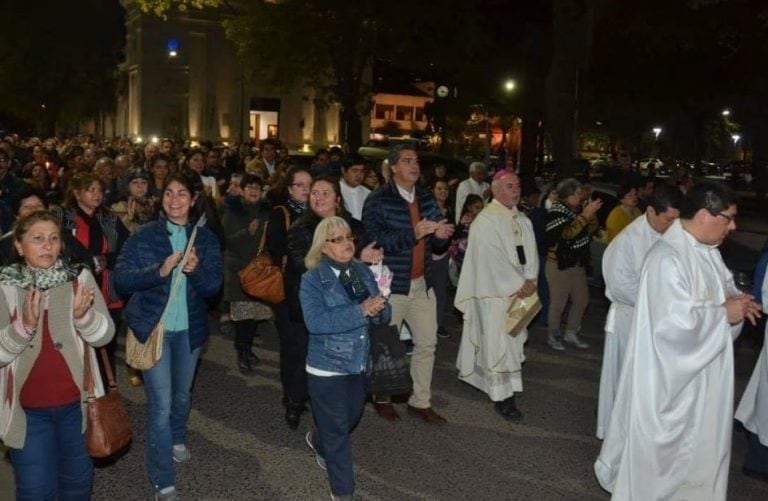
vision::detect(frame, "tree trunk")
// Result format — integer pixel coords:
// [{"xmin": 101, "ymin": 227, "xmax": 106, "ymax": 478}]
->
[
  {"xmin": 519, "ymin": 109, "xmax": 542, "ymax": 176},
  {"xmin": 340, "ymin": 100, "xmax": 363, "ymax": 153},
  {"xmin": 546, "ymin": 0, "xmax": 603, "ymax": 178}
]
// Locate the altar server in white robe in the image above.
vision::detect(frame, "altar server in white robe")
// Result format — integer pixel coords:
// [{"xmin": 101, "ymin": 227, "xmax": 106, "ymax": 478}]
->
[
  {"xmin": 734, "ymin": 249, "xmax": 768, "ymax": 481},
  {"xmin": 455, "ymin": 170, "xmax": 538, "ymax": 421},
  {"xmin": 595, "ymin": 180, "xmax": 761, "ymax": 500},
  {"xmin": 596, "ymin": 183, "xmax": 682, "ymax": 439}
]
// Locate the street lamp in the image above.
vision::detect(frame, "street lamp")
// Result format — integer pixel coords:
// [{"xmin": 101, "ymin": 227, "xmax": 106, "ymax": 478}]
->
[
  {"xmin": 722, "ymin": 109, "xmax": 731, "ymax": 117},
  {"xmin": 503, "ymin": 79, "xmax": 516, "ymax": 93},
  {"xmin": 653, "ymin": 127, "xmax": 662, "ymax": 140},
  {"xmin": 731, "ymin": 133, "xmax": 741, "ymax": 145}
]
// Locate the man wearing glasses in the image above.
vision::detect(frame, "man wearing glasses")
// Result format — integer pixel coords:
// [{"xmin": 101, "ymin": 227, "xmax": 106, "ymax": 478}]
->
[
  {"xmin": 595, "ymin": 180, "xmax": 761, "ymax": 500},
  {"xmin": 362, "ymin": 144, "xmax": 454, "ymax": 424}
]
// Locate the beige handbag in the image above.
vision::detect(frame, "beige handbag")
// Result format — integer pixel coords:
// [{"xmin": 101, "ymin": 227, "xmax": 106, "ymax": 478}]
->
[
  {"xmin": 125, "ymin": 217, "xmax": 204, "ymax": 370},
  {"xmin": 505, "ymin": 292, "xmax": 542, "ymax": 337},
  {"xmin": 125, "ymin": 323, "xmax": 165, "ymax": 370}
]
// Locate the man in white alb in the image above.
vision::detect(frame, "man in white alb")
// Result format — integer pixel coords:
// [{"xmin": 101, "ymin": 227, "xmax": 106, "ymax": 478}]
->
[
  {"xmin": 595, "ymin": 180, "xmax": 761, "ymax": 500},
  {"xmin": 596, "ymin": 183, "xmax": 681, "ymax": 439},
  {"xmin": 455, "ymin": 170, "xmax": 538, "ymax": 420}
]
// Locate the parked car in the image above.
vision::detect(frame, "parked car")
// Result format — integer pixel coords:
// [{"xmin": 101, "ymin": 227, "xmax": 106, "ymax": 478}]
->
[
  {"xmin": 697, "ymin": 161, "xmax": 725, "ymax": 177},
  {"xmin": 657, "ymin": 160, "xmax": 693, "ymax": 177},
  {"xmin": 638, "ymin": 158, "xmax": 663, "ymax": 174}
]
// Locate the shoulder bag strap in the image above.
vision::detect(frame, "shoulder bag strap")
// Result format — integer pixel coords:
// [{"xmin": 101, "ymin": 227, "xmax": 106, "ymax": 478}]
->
[
  {"xmin": 279, "ymin": 206, "xmax": 290, "ymax": 271},
  {"xmin": 256, "ymin": 219, "xmax": 270, "ymax": 256},
  {"xmin": 84, "ymin": 345, "xmax": 118, "ymax": 398}
]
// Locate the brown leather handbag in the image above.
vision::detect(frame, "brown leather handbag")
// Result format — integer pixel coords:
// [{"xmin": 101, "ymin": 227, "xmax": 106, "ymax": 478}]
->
[
  {"xmin": 84, "ymin": 346, "xmax": 133, "ymax": 458},
  {"xmin": 238, "ymin": 207, "xmax": 289, "ymax": 304}
]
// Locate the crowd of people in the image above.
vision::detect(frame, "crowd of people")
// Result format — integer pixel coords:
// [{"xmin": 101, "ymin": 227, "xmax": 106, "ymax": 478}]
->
[{"xmin": 0, "ymin": 132, "xmax": 765, "ymax": 500}]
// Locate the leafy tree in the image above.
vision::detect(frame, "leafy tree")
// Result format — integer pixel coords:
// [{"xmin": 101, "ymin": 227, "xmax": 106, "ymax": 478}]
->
[{"xmin": 0, "ymin": 0, "xmax": 124, "ymax": 136}]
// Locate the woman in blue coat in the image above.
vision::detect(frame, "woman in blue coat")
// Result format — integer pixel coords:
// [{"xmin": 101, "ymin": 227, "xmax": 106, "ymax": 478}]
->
[
  {"xmin": 114, "ymin": 172, "xmax": 222, "ymax": 501},
  {"xmin": 300, "ymin": 216, "xmax": 390, "ymax": 501}
]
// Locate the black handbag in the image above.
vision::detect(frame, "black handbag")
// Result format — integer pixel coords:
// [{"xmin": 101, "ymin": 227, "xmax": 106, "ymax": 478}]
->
[{"xmin": 365, "ymin": 323, "xmax": 412, "ymax": 396}]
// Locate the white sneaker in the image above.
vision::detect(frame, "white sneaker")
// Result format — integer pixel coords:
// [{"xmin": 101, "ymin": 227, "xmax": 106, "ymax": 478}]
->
[
  {"xmin": 305, "ymin": 431, "xmax": 327, "ymax": 470},
  {"xmin": 547, "ymin": 336, "xmax": 566, "ymax": 351},
  {"xmin": 563, "ymin": 331, "xmax": 589, "ymax": 349},
  {"xmin": 155, "ymin": 486, "xmax": 179, "ymax": 501},
  {"xmin": 172, "ymin": 444, "xmax": 190, "ymax": 463}
]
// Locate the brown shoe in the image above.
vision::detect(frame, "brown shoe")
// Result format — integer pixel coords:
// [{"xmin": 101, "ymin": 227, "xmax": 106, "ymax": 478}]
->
[
  {"xmin": 407, "ymin": 405, "xmax": 447, "ymax": 424},
  {"xmin": 373, "ymin": 402, "xmax": 401, "ymax": 422}
]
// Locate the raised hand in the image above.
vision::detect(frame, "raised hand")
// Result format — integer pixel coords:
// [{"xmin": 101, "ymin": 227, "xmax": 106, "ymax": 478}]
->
[
  {"xmin": 182, "ymin": 247, "xmax": 199, "ymax": 274},
  {"xmin": 434, "ymin": 219, "xmax": 455, "ymax": 239},
  {"xmin": 414, "ymin": 218, "xmax": 438, "ymax": 239},
  {"xmin": 582, "ymin": 198, "xmax": 603, "ymax": 220},
  {"xmin": 159, "ymin": 251, "xmax": 183, "ymax": 278},
  {"xmin": 360, "ymin": 241, "xmax": 383, "ymax": 264},
  {"xmin": 360, "ymin": 295, "xmax": 387, "ymax": 317},
  {"xmin": 73, "ymin": 284, "xmax": 95, "ymax": 320},
  {"xmin": 22, "ymin": 289, "xmax": 41, "ymax": 332}
]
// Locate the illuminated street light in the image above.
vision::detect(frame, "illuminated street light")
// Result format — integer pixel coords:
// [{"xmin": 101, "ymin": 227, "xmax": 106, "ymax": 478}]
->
[
  {"xmin": 151, "ymin": 136, "xmax": 159, "ymax": 144},
  {"xmin": 503, "ymin": 79, "xmax": 516, "ymax": 92},
  {"xmin": 722, "ymin": 109, "xmax": 731, "ymax": 117},
  {"xmin": 653, "ymin": 127, "xmax": 662, "ymax": 140},
  {"xmin": 731, "ymin": 133, "xmax": 741, "ymax": 145},
  {"xmin": 135, "ymin": 136, "xmax": 143, "ymax": 144}
]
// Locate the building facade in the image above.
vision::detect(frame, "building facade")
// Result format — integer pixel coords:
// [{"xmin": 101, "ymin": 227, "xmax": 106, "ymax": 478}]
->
[{"xmin": 117, "ymin": 1, "xmax": 360, "ymax": 148}]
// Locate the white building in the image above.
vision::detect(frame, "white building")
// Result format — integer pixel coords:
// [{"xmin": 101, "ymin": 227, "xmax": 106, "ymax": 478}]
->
[{"xmin": 117, "ymin": 1, "xmax": 364, "ymax": 147}]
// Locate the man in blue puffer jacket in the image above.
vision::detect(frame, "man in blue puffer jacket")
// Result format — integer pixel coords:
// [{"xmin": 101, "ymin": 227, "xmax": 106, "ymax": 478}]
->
[{"xmin": 362, "ymin": 144, "xmax": 454, "ymax": 424}]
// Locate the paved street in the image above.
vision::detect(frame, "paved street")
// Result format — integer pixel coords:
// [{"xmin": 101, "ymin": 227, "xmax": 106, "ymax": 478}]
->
[{"xmin": 4, "ymin": 286, "xmax": 767, "ymax": 500}]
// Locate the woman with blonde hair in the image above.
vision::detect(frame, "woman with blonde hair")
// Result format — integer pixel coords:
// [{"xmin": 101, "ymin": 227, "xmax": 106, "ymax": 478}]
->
[{"xmin": 300, "ymin": 216, "xmax": 389, "ymax": 501}]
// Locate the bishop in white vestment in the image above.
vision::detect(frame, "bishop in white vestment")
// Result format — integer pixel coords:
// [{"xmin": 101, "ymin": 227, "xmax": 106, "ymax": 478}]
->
[
  {"xmin": 595, "ymin": 181, "xmax": 760, "ymax": 500},
  {"xmin": 596, "ymin": 184, "xmax": 681, "ymax": 439},
  {"xmin": 455, "ymin": 171, "xmax": 538, "ymax": 420}
]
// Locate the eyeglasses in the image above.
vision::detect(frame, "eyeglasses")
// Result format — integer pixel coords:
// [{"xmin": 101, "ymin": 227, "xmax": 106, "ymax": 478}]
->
[
  {"xmin": 326, "ymin": 234, "xmax": 355, "ymax": 244},
  {"xmin": 715, "ymin": 212, "xmax": 736, "ymax": 223}
]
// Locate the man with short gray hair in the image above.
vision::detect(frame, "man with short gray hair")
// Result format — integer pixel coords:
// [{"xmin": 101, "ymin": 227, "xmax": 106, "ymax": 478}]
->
[{"xmin": 454, "ymin": 161, "xmax": 490, "ymax": 223}]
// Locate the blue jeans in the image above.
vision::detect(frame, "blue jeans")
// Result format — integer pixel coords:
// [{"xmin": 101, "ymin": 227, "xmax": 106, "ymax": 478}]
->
[
  {"xmin": 308, "ymin": 373, "xmax": 365, "ymax": 497},
  {"xmin": 10, "ymin": 401, "xmax": 93, "ymax": 501},
  {"xmin": 142, "ymin": 330, "xmax": 201, "ymax": 491}
]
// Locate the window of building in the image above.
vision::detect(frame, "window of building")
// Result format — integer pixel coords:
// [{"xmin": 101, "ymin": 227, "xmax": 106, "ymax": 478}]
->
[
  {"xmin": 415, "ymin": 107, "xmax": 425, "ymax": 122},
  {"xmin": 375, "ymin": 104, "xmax": 394, "ymax": 120},
  {"xmin": 396, "ymin": 105, "xmax": 413, "ymax": 122}
]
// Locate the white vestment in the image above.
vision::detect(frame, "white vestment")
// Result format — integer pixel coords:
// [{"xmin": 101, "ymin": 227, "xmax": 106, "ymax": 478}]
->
[
  {"xmin": 340, "ymin": 180, "xmax": 370, "ymax": 221},
  {"xmin": 454, "ymin": 178, "xmax": 489, "ymax": 223},
  {"xmin": 596, "ymin": 214, "xmax": 662, "ymax": 439},
  {"xmin": 595, "ymin": 219, "xmax": 742, "ymax": 500},
  {"xmin": 454, "ymin": 200, "xmax": 538, "ymax": 401},
  {"xmin": 734, "ymin": 269, "xmax": 768, "ymax": 446}
]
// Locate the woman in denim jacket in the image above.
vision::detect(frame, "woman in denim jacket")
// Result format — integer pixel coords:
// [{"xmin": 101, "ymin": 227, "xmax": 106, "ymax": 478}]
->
[{"xmin": 299, "ymin": 216, "xmax": 390, "ymax": 501}]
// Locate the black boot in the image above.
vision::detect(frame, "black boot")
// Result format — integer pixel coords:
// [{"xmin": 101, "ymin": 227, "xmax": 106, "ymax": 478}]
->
[
  {"xmin": 285, "ymin": 400, "xmax": 305, "ymax": 430},
  {"xmin": 246, "ymin": 348, "xmax": 260, "ymax": 366},
  {"xmin": 494, "ymin": 395, "xmax": 522, "ymax": 421},
  {"xmin": 236, "ymin": 346, "xmax": 253, "ymax": 374}
]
